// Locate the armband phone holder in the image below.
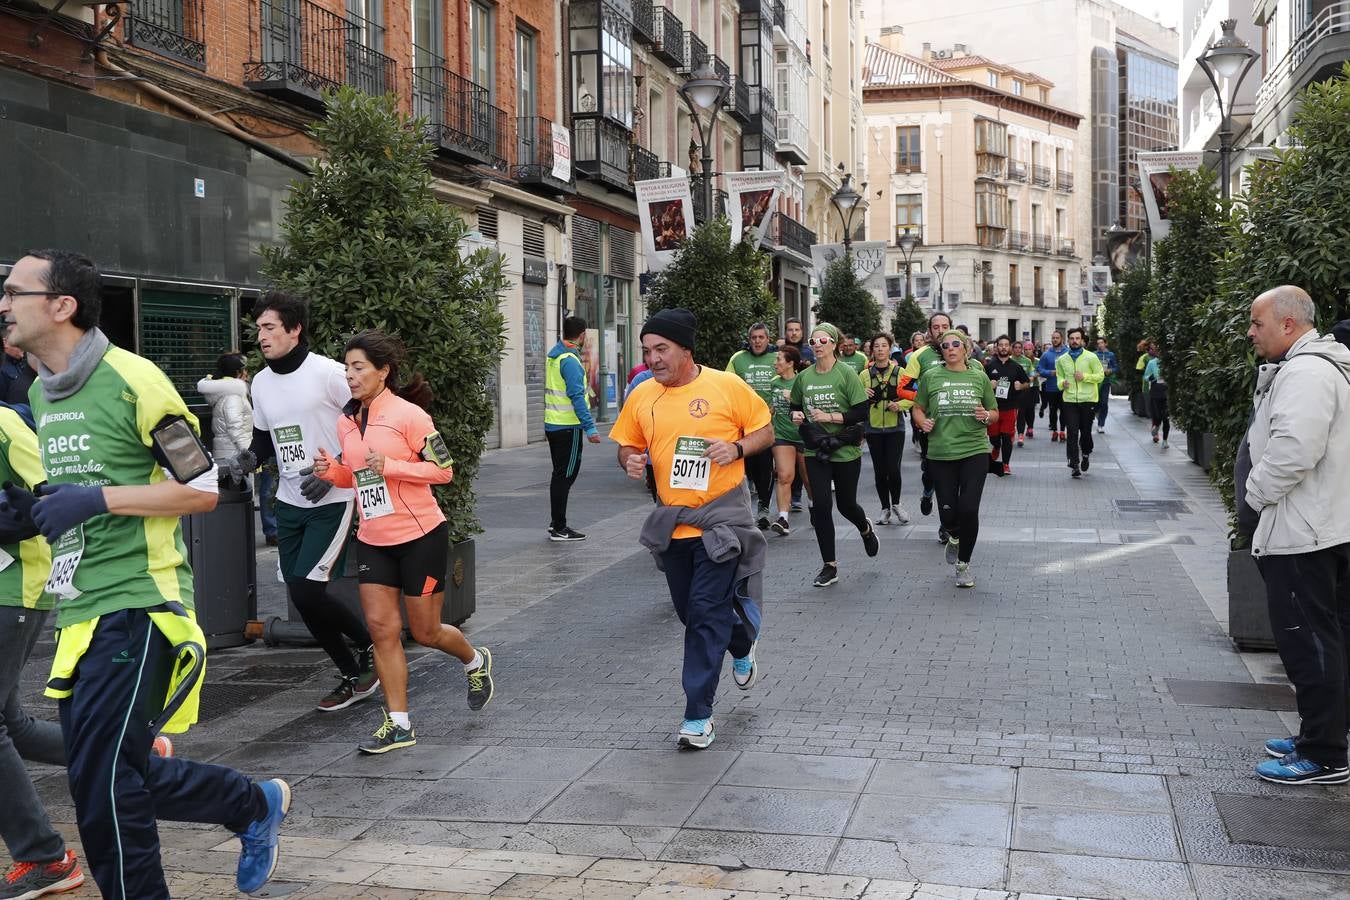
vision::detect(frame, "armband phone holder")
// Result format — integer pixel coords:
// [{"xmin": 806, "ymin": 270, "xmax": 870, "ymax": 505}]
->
[{"xmin": 151, "ymin": 416, "xmax": 214, "ymax": 483}]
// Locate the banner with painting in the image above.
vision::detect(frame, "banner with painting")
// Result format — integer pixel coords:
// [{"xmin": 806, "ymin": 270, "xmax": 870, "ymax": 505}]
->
[
  {"xmin": 1136, "ymin": 151, "xmax": 1204, "ymax": 241},
  {"xmin": 635, "ymin": 177, "xmax": 695, "ymax": 272},
  {"xmin": 723, "ymin": 170, "xmax": 784, "ymax": 248},
  {"xmin": 809, "ymin": 242, "xmax": 888, "ymax": 292},
  {"xmin": 1088, "ymin": 266, "xmax": 1111, "ymax": 309}
]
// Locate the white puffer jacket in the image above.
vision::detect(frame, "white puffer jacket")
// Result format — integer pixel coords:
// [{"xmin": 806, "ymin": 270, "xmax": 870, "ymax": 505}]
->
[
  {"xmin": 1245, "ymin": 330, "xmax": 1350, "ymax": 557},
  {"xmin": 196, "ymin": 376, "xmax": 254, "ymax": 461}
]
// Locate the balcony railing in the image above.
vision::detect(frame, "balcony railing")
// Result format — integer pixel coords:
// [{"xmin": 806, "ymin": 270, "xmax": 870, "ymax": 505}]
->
[
  {"xmin": 1008, "ymin": 230, "xmax": 1030, "ymax": 251},
  {"xmin": 125, "ymin": 0, "xmax": 206, "ymax": 68},
  {"xmin": 773, "ymin": 0, "xmax": 786, "ymax": 30},
  {"xmin": 246, "ymin": 0, "xmax": 396, "ymax": 107},
  {"xmin": 1058, "ymin": 289, "xmax": 1069, "ymax": 307},
  {"xmin": 1010, "ymin": 286, "xmax": 1021, "ymax": 304},
  {"xmin": 771, "ymin": 211, "xmax": 815, "ymax": 258},
  {"xmin": 680, "ymin": 31, "xmax": 708, "ymax": 75},
  {"xmin": 1056, "ymin": 171, "xmax": 1073, "ymax": 192},
  {"xmin": 894, "ymin": 225, "xmax": 923, "ymax": 246},
  {"xmin": 983, "ymin": 283, "xmax": 995, "ymax": 304},
  {"xmin": 1034, "ymin": 288, "xmax": 1046, "ymax": 307},
  {"xmin": 1057, "ymin": 238, "xmax": 1075, "ymax": 257},
  {"xmin": 776, "ymin": 109, "xmax": 808, "ymax": 164},
  {"xmin": 632, "ymin": 145, "xmax": 661, "ymax": 183},
  {"xmin": 573, "ymin": 115, "xmax": 633, "ymax": 191},
  {"xmin": 690, "ymin": 186, "xmax": 728, "ymax": 224},
  {"xmin": 725, "ymin": 74, "xmax": 751, "ymax": 123},
  {"xmin": 1032, "ymin": 233, "xmax": 1052, "ymax": 253},
  {"xmin": 1031, "ymin": 164, "xmax": 1051, "ymax": 186},
  {"xmin": 410, "ymin": 62, "xmax": 507, "ymax": 169},
  {"xmin": 631, "ymin": 0, "xmax": 655, "ymax": 46},
  {"xmin": 1007, "ymin": 160, "xmax": 1027, "ymax": 182},
  {"xmin": 514, "ymin": 115, "xmax": 575, "ymax": 193},
  {"xmin": 1255, "ymin": 1, "xmax": 1350, "ymax": 111},
  {"xmin": 652, "ymin": 7, "xmax": 685, "ymax": 68},
  {"xmin": 751, "ymin": 85, "xmax": 777, "ymax": 147},
  {"xmin": 710, "ymin": 53, "xmax": 731, "ymax": 85}
]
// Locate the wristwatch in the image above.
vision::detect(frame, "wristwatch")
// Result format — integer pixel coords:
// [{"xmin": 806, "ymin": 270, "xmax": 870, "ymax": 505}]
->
[{"xmin": 735, "ymin": 442, "xmax": 745, "ymax": 459}]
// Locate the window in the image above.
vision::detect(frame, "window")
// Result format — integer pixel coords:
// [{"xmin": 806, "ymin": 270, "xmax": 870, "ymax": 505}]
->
[
  {"xmin": 1054, "ymin": 208, "xmax": 1066, "ymax": 238},
  {"xmin": 517, "ymin": 26, "xmax": 537, "ymax": 118},
  {"xmin": 979, "ymin": 317, "xmax": 993, "ymax": 340},
  {"xmin": 1033, "ymin": 266, "xmax": 1043, "ymax": 291},
  {"xmin": 1031, "ymin": 203, "xmax": 1043, "ymax": 234},
  {"xmin": 894, "ymin": 125, "xmax": 921, "ymax": 171},
  {"xmin": 569, "ymin": 3, "xmax": 633, "ymax": 127},
  {"xmin": 649, "ymin": 87, "xmax": 666, "ymax": 156},
  {"xmin": 1012, "ymin": 79, "xmax": 1023, "ymax": 96},
  {"xmin": 346, "ymin": 0, "xmax": 382, "ymax": 48},
  {"xmin": 822, "ymin": 98, "xmax": 831, "ymax": 162},
  {"xmin": 411, "ymin": 0, "xmax": 441, "ymax": 63},
  {"xmin": 1008, "ymin": 199, "xmax": 1019, "ymax": 229},
  {"xmin": 988, "ymin": 71, "xmax": 999, "ymax": 87},
  {"xmin": 1054, "ymin": 146, "xmax": 1064, "ymax": 175},
  {"xmin": 895, "ymin": 193, "xmax": 922, "ymax": 234},
  {"xmin": 976, "ymin": 181, "xmax": 1008, "ymax": 247},
  {"xmin": 1009, "ymin": 263, "xmax": 1019, "ymax": 301},
  {"xmin": 470, "ymin": 1, "xmax": 493, "ymax": 96},
  {"xmin": 974, "ymin": 119, "xmax": 1007, "ymax": 155},
  {"xmin": 822, "ymin": 0, "xmax": 831, "ymax": 58}
]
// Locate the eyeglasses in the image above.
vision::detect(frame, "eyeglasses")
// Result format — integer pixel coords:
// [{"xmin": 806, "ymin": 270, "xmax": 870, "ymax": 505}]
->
[
  {"xmin": 1, "ymin": 289, "xmax": 58, "ymax": 303},
  {"xmin": 808, "ymin": 336, "xmax": 833, "ymax": 346},
  {"xmin": 939, "ymin": 340, "xmax": 965, "ymax": 350}
]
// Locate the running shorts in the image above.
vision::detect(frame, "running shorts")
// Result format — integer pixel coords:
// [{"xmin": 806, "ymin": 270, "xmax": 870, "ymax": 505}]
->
[
  {"xmin": 357, "ymin": 521, "xmax": 449, "ymax": 597},
  {"xmin": 275, "ymin": 499, "xmax": 356, "ymax": 582}
]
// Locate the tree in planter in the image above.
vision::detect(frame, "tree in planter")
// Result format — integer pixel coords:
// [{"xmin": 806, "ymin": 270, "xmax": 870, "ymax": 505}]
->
[
  {"xmin": 890, "ymin": 296, "xmax": 927, "ymax": 347},
  {"xmin": 259, "ymin": 87, "xmax": 508, "ymax": 542},
  {"xmin": 1101, "ymin": 262, "xmax": 1152, "ymax": 398},
  {"xmin": 814, "ymin": 255, "xmax": 882, "ymax": 342},
  {"xmin": 1196, "ymin": 63, "xmax": 1350, "ymax": 524},
  {"xmin": 646, "ymin": 217, "xmax": 779, "ymax": 367},
  {"xmin": 1141, "ymin": 168, "xmax": 1223, "ymax": 434}
]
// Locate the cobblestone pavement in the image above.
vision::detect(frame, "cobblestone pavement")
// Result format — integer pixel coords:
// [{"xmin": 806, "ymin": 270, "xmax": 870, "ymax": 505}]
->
[{"xmin": 11, "ymin": 399, "xmax": 1350, "ymax": 899}]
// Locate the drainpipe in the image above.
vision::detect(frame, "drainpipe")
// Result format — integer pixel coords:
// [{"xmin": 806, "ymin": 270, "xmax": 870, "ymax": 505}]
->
[{"xmin": 95, "ymin": 49, "xmax": 312, "ymax": 177}]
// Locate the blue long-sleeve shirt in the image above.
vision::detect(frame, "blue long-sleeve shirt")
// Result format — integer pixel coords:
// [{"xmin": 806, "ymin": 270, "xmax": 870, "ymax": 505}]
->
[
  {"xmin": 546, "ymin": 341, "xmax": 597, "ymax": 435},
  {"xmin": 1037, "ymin": 345, "xmax": 1068, "ymax": 393},
  {"xmin": 1097, "ymin": 349, "xmax": 1119, "ymax": 383}
]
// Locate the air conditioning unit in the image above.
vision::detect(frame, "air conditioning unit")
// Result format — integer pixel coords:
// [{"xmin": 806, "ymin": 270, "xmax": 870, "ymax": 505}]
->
[{"xmin": 935, "ymin": 49, "xmax": 951, "ymax": 59}]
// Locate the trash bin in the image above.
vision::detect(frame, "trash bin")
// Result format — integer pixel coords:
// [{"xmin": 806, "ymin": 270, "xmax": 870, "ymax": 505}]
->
[{"xmin": 182, "ymin": 484, "xmax": 258, "ymax": 649}]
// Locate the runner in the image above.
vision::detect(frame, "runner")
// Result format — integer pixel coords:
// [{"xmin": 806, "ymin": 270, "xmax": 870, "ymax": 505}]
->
[
  {"xmin": 246, "ymin": 292, "xmax": 378, "ymax": 712},
  {"xmin": 779, "ymin": 316, "xmax": 815, "ymax": 365},
  {"xmin": 1134, "ymin": 339, "xmax": 1152, "ymax": 418},
  {"xmin": 1143, "ymin": 351, "xmax": 1170, "ymax": 449},
  {"xmin": 612, "ymin": 308, "xmax": 771, "ymax": 749},
  {"xmin": 726, "ymin": 323, "xmax": 780, "ymax": 528},
  {"xmin": 983, "ymin": 335, "xmax": 1030, "ymax": 476},
  {"xmin": 790, "ymin": 323, "xmax": 880, "ymax": 587},
  {"xmin": 1036, "ymin": 330, "xmax": 1068, "ymax": 441},
  {"xmin": 911, "ymin": 329, "xmax": 999, "ymax": 588},
  {"xmin": 544, "ymin": 315, "xmax": 600, "ymax": 542},
  {"xmin": 1055, "ymin": 327, "xmax": 1105, "ymax": 478},
  {"xmin": 767, "ymin": 344, "xmax": 809, "ymax": 535},
  {"xmin": 1, "ymin": 250, "xmax": 288, "ymax": 898},
  {"xmin": 1014, "ymin": 339, "xmax": 1039, "ymax": 444},
  {"xmin": 312, "ymin": 330, "xmax": 494, "ymax": 754},
  {"xmin": 837, "ymin": 334, "xmax": 868, "ymax": 374},
  {"xmin": 863, "ymin": 333, "xmax": 912, "ymax": 525},
  {"xmin": 1094, "ymin": 337, "xmax": 1118, "ymax": 433}
]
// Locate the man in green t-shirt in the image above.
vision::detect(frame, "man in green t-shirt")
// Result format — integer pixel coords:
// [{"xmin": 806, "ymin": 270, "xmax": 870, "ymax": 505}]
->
[
  {"xmin": 837, "ymin": 335, "xmax": 867, "ymax": 374},
  {"xmin": 0, "ymin": 250, "xmax": 289, "ymax": 898},
  {"xmin": 726, "ymin": 323, "xmax": 779, "ymax": 526}
]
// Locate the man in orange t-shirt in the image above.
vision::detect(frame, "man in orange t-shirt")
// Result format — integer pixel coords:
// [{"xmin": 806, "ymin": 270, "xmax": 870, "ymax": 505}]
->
[{"xmin": 611, "ymin": 309, "xmax": 772, "ymax": 749}]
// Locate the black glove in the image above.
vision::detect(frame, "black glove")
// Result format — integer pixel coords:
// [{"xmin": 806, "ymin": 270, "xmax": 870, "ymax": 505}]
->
[
  {"xmin": 32, "ymin": 482, "xmax": 108, "ymax": 544},
  {"xmin": 0, "ymin": 481, "xmax": 40, "ymax": 544},
  {"xmin": 298, "ymin": 465, "xmax": 333, "ymax": 504}
]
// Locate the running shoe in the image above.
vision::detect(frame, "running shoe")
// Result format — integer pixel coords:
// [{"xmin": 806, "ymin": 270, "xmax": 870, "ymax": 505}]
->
[
  {"xmin": 1, "ymin": 850, "xmax": 84, "ymax": 899},
  {"xmin": 879, "ymin": 506, "xmax": 892, "ymax": 526},
  {"xmin": 1151, "ymin": 426, "xmax": 1159, "ymax": 442},
  {"xmin": 678, "ymin": 718, "xmax": 715, "ymax": 749},
  {"xmin": 466, "ymin": 647, "xmax": 494, "ymax": 711},
  {"xmin": 358, "ymin": 710, "xmax": 417, "ymax": 755},
  {"xmin": 790, "ymin": 501, "xmax": 804, "ymax": 512},
  {"xmin": 920, "ymin": 490, "xmax": 934, "ymax": 517},
  {"xmin": 317, "ymin": 676, "xmax": 362, "ymax": 712},
  {"xmin": 732, "ymin": 642, "xmax": 757, "ymax": 689},
  {"xmin": 1017, "ymin": 436, "xmax": 1024, "ymax": 447},
  {"xmin": 1081, "ymin": 454, "xmax": 1090, "ymax": 472},
  {"xmin": 549, "ymin": 526, "xmax": 587, "ymax": 542},
  {"xmin": 861, "ymin": 521, "xmax": 879, "ymax": 557},
  {"xmin": 1071, "ymin": 468, "xmax": 1082, "ymax": 478},
  {"xmin": 1002, "ymin": 463, "xmax": 1011, "ymax": 477},
  {"xmin": 988, "ymin": 456, "xmax": 1002, "ymax": 475},
  {"xmin": 1265, "ymin": 736, "xmax": 1298, "ymax": 758},
  {"xmin": 1051, "ymin": 431, "xmax": 1059, "ymax": 442},
  {"xmin": 770, "ymin": 516, "xmax": 790, "ymax": 536},
  {"xmin": 756, "ymin": 507, "xmax": 771, "ymax": 530},
  {"xmin": 1256, "ymin": 751, "xmax": 1350, "ymax": 785},
  {"xmin": 944, "ymin": 537, "xmax": 960, "ymax": 565},
  {"xmin": 955, "ymin": 562, "xmax": 975, "ymax": 588},
  {"xmin": 235, "ymin": 778, "xmax": 291, "ymax": 894},
  {"xmin": 813, "ymin": 564, "xmax": 839, "ymax": 587},
  {"xmin": 1025, "ymin": 428, "xmax": 1035, "ymax": 439},
  {"xmin": 1162, "ymin": 439, "xmax": 1169, "ymax": 449},
  {"xmin": 938, "ymin": 528, "xmax": 949, "ymax": 544},
  {"xmin": 152, "ymin": 735, "xmax": 174, "ymax": 758},
  {"xmin": 354, "ymin": 645, "xmax": 380, "ymax": 698},
  {"xmin": 892, "ymin": 503, "xmax": 911, "ymax": 525},
  {"xmin": 1097, "ymin": 426, "xmax": 1106, "ymax": 434}
]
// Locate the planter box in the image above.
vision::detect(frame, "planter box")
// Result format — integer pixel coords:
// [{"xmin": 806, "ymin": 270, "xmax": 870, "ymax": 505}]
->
[
  {"xmin": 1228, "ymin": 548, "xmax": 1275, "ymax": 651},
  {"xmin": 1197, "ymin": 432, "xmax": 1216, "ymax": 471},
  {"xmin": 1186, "ymin": 430, "xmax": 1199, "ymax": 463}
]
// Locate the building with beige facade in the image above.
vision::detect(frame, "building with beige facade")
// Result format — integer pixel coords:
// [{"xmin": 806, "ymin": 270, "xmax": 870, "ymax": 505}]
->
[{"xmin": 862, "ymin": 34, "xmax": 1085, "ymax": 343}]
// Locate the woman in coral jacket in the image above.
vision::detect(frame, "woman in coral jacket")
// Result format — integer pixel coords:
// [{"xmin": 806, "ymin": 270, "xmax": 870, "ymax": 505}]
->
[{"xmin": 313, "ymin": 330, "xmax": 494, "ymax": 755}]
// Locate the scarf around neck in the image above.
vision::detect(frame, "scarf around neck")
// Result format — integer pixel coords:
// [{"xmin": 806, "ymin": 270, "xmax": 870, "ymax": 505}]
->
[{"xmin": 36, "ymin": 327, "xmax": 111, "ymax": 402}]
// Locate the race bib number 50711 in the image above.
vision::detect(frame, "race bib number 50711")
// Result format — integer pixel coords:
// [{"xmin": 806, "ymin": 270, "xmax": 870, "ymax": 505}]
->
[{"xmin": 669, "ymin": 436, "xmax": 711, "ymax": 491}]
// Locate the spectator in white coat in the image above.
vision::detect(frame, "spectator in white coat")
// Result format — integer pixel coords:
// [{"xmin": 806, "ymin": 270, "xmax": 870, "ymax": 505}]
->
[{"xmin": 197, "ymin": 351, "xmax": 254, "ymax": 465}]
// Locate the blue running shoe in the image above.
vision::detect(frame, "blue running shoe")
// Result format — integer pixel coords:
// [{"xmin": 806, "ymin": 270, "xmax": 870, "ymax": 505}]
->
[
  {"xmin": 1255, "ymin": 751, "xmax": 1349, "ymax": 785},
  {"xmin": 1265, "ymin": 736, "xmax": 1297, "ymax": 758},
  {"xmin": 678, "ymin": 718, "xmax": 715, "ymax": 749},
  {"xmin": 236, "ymin": 778, "xmax": 291, "ymax": 893},
  {"xmin": 733, "ymin": 643, "xmax": 757, "ymax": 690}
]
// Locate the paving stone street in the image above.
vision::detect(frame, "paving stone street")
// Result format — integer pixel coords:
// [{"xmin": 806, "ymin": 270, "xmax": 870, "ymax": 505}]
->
[{"xmin": 11, "ymin": 399, "xmax": 1350, "ymax": 899}]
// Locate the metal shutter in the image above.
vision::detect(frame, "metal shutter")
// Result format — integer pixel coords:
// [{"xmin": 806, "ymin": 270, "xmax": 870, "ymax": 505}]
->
[
  {"xmin": 573, "ymin": 216, "xmax": 601, "ymax": 271},
  {"xmin": 138, "ymin": 288, "xmax": 232, "ymax": 407},
  {"xmin": 607, "ymin": 226, "xmax": 635, "ymax": 278},
  {"xmin": 524, "ymin": 283, "xmax": 546, "ymax": 443}
]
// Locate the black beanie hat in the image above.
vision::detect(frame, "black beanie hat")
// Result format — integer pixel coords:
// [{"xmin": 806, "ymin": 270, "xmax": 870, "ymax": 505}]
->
[{"xmin": 641, "ymin": 308, "xmax": 697, "ymax": 352}]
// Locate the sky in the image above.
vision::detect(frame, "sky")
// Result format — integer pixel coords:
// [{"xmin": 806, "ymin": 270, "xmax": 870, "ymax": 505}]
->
[{"xmin": 1113, "ymin": 0, "xmax": 1180, "ymax": 29}]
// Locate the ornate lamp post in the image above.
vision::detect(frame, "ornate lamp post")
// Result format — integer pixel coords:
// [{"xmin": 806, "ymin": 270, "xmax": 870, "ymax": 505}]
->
[
  {"xmin": 829, "ymin": 163, "xmax": 867, "ymax": 255},
  {"xmin": 677, "ymin": 63, "xmax": 731, "ymax": 222},
  {"xmin": 932, "ymin": 254, "xmax": 950, "ymax": 312},
  {"xmin": 896, "ymin": 227, "xmax": 920, "ymax": 298},
  {"xmin": 1196, "ymin": 19, "xmax": 1259, "ymax": 201}
]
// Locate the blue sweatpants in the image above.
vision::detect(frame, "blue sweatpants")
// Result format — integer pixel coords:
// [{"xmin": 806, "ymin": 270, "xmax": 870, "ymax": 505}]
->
[
  {"xmin": 60, "ymin": 608, "xmax": 266, "ymax": 900},
  {"xmin": 661, "ymin": 538, "xmax": 753, "ymax": 720}
]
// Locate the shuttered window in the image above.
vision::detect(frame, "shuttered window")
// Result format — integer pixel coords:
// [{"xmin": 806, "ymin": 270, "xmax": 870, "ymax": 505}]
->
[{"xmin": 573, "ymin": 216, "xmax": 601, "ymax": 271}]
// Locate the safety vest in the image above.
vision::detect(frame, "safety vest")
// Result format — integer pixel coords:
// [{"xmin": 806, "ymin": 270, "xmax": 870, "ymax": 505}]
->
[{"xmin": 545, "ymin": 348, "xmax": 584, "ymax": 426}]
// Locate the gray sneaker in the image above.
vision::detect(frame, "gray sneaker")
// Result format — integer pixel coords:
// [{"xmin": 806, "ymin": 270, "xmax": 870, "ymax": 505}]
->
[
  {"xmin": 944, "ymin": 537, "xmax": 960, "ymax": 565},
  {"xmin": 955, "ymin": 562, "xmax": 975, "ymax": 588},
  {"xmin": 892, "ymin": 503, "xmax": 911, "ymax": 525}
]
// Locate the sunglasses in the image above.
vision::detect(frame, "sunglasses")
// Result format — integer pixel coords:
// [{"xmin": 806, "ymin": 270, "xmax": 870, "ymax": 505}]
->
[
  {"xmin": 808, "ymin": 336, "xmax": 833, "ymax": 346},
  {"xmin": 939, "ymin": 340, "xmax": 965, "ymax": 350}
]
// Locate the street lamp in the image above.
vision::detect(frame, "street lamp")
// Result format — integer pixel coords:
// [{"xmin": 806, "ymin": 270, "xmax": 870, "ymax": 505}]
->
[
  {"xmin": 896, "ymin": 227, "xmax": 920, "ymax": 299},
  {"xmin": 1196, "ymin": 18, "xmax": 1259, "ymax": 201},
  {"xmin": 830, "ymin": 163, "xmax": 868, "ymax": 254},
  {"xmin": 932, "ymin": 254, "xmax": 950, "ymax": 312},
  {"xmin": 677, "ymin": 63, "xmax": 730, "ymax": 223}
]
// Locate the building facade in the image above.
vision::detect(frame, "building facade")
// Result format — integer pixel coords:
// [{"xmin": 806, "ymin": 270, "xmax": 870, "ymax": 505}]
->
[
  {"xmin": 1248, "ymin": 0, "xmax": 1350, "ymax": 148},
  {"xmin": 862, "ymin": 37, "xmax": 1084, "ymax": 344},
  {"xmin": 1117, "ymin": 34, "xmax": 1180, "ymax": 239}
]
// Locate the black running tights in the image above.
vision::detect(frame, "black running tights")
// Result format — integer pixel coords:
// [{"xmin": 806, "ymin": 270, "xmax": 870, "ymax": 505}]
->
[
  {"xmin": 865, "ymin": 430, "xmax": 904, "ymax": 509},
  {"xmin": 1151, "ymin": 394, "xmax": 1171, "ymax": 439},
  {"xmin": 928, "ymin": 454, "xmax": 988, "ymax": 563},
  {"xmin": 1018, "ymin": 388, "xmax": 1038, "ymax": 434},
  {"xmin": 744, "ymin": 448, "xmax": 774, "ymax": 511},
  {"xmin": 804, "ymin": 455, "xmax": 869, "ymax": 563},
  {"xmin": 287, "ymin": 577, "xmax": 372, "ymax": 678}
]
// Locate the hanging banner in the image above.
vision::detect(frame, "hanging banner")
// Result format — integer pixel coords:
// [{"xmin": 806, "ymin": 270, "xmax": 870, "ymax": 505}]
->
[
  {"xmin": 911, "ymin": 273, "xmax": 934, "ymax": 306},
  {"xmin": 550, "ymin": 122, "xmax": 572, "ymax": 183},
  {"xmin": 809, "ymin": 242, "xmax": 888, "ymax": 292},
  {"xmin": 1088, "ymin": 266, "xmax": 1111, "ymax": 308},
  {"xmin": 1137, "ymin": 151, "xmax": 1204, "ymax": 241},
  {"xmin": 635, "ymin": 176, "xmax": 695, "ymax": 272},
  {"xmin": 723, "ymin": 170, "xmax": 784, "ymax": 248}
]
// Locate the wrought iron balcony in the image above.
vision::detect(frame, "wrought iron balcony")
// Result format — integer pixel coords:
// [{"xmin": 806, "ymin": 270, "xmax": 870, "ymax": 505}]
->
[
  {"xmin": 573, "ymin": 115, "xmax": 633, "ymax": 192},
  {"xmin": 1058, "ymin": 289, "xmax": 1069, "ymax": 307},
  {"xmin": 773, "ymin": 0, "xmax": 786, "ymax": 30},
  {"xmin": 1031, "ymin": 164, "xmax": 1051, "ymax": 186},
  {"xmin": 514, "ymin": 115, "xmax": 575, "ymax": 193},
  {"xmin": 1034, "ymin": 288, "xmax": 1046, "ymax": 307},
  {"xmin": 1056, "ymin": 170, "xmax": 1074, "ymax": 192},
  {"xmin": 410, "ymin": 62, "xmax": 508, "ymax": 169},
  {"xmin": 125, "ymin": 0, "xmax": 206, "ymax": 68},
  {"xmin": 632, "ymin": 145, "xmax": 661, "ymax": 184},
  {"xmin": 745, "ymin": 85, "xmax": 777, "ymax": 145},
  {"xmin": 770, "ymin": 211, "xmax": 814, "ymax": 258},
  {"xmin": 1008, "ymin": 230, "xmax": 1030, "ymax": 251},
  {"xmin": 651, "ymin": 7, "xmax": 685, "ymax": 67},
  {"xmin": 690, "ymin": 186, "xmax": 729, "ymax": 224},
  {"xmin": 1007, "ymin": 160, "xmax": 1027, "ymax": 182},
  {"xmin": 1032, "ymin": 233, "xmax": 1052, "ymax": 253},
  {"xmin": 725, "ymin": 74, "xmax": 751, "ymax": 123},
  {"xmin": 1010, "ymin": 286, "xmax": 1022, "ymax": 304},
  {"xmin": 680, "ymin": 31, "xmax": 708, "ymax": 75},
  {"xmin": 739, "ymin": 0, "xmax": 772, "ymax": 15},
  {"xmin": 631, "ymin": 0, "xmax": 655, "ymax": 46},
  {"xmin": 1057, "ymin": 238, "xmax": 1075, "ymax": 257},
  {"xmin": 246, "ymin": 0, "xmax": 396, "ymax": 107},
  {"xmin": 983, "ymin": 283, "xmax": 995, "ymax": 303},
  {"xmin": 894, "ymin": 225, "xmax": 923, "ymax": 246},
  {"xmin": 710, "ymin": 53, "xmax": 730, "ymax": 85}
]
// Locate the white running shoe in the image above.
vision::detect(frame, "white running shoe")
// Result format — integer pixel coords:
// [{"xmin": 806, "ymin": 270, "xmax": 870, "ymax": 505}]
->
[
  {"xmin": 892, "ymin": 503, "xmax": 911, "ymax": 525},
  {"xmin": 879, "ymin": 506, "xmax": 892, "ymax": 526}
]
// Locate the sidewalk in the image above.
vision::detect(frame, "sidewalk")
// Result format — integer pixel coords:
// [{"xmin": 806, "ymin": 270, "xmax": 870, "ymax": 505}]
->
[{"xmin": 11, "ymin": 400, "xmax": 1350, "ymax": 899}]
